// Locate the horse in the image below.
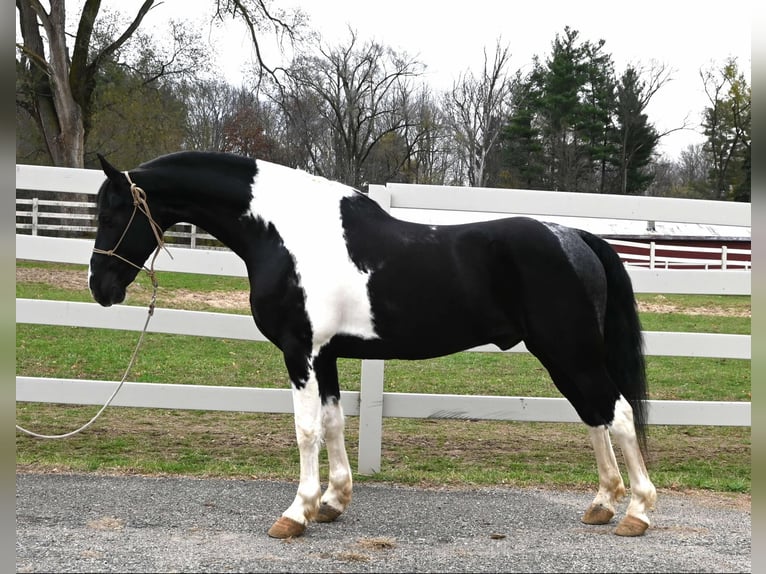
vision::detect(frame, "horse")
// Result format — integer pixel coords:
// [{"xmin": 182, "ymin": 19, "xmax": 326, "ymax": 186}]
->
[{"xmin": 88, "ymin": 150, "xmax": 657, "ymax": 538}]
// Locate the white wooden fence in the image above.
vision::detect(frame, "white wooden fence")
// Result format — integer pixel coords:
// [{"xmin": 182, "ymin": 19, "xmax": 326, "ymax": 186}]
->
[
  {"xmin": 17, "ymin": 199, "xmax": 752, "ymax": 271},
  {"xmin": 16, "ymin": 165, "xmax": 751, "ymax": 474}
]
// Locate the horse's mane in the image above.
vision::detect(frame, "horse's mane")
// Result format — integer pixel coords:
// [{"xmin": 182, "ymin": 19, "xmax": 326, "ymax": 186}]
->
[
  {"xmin": 135, "ymin": 151, "xmax": 258, "ymax": 205},
  {"xmin": 140, "ymin": 151, "xmax": 256, "ymax": 176}
]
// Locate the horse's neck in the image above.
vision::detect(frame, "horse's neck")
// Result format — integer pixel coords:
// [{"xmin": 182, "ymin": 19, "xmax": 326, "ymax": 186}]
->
[
  {"xmin": 175, "ymin": 200, "xmax": 254, "ymax": 259},
  {"xmin": 152, "ymin": 180, "xmax": 252, "ymax": 260},
  {"xmin": 155, "ymin": 160, "xmax": 364, "ymax": 265}
]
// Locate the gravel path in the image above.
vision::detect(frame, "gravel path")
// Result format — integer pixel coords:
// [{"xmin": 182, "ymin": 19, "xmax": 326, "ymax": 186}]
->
[{"xmin": 16, "ymin": 472, "xmax": 750, "ymax": 573}]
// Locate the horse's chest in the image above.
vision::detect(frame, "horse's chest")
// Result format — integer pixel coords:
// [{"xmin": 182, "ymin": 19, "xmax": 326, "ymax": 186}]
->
[{"xmin": 247, "ymin": 192, "xmax": 377, "ymax": 347}]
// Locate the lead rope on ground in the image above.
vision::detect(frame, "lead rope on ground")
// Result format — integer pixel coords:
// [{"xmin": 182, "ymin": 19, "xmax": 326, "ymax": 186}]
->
[{"xmin": 15, "ymin": 172, "xmax": 168, "ymax": 440}]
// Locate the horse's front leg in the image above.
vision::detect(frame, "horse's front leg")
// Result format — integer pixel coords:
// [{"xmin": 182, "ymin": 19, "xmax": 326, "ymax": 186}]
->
[
  {"xmin": 267, "ymin": 361, "xmax": 323, "ymax": 539},
  {"xmin": 316, "ymin": 397, "xmax": 353, "ymax": 522}
]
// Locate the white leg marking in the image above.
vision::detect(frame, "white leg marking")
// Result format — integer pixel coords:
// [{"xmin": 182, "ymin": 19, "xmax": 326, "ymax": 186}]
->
[
  {"xmin": 588, "ymin": 425, "xmax": 626, "ymax": 512},
  {"xmin": 610, "ymin": 396, "xmax": 657, "ymax": 525},
  {"xmin": 320, "ymin": 399, "xmax": 353, "ymax": 514},
  {"xmin": 282, "ymin": 373, "xmax": 323, "ymax": 526}
]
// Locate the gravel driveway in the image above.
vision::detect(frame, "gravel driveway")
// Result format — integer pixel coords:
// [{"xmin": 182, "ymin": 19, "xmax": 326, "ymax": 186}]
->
[{"xmin": 16, "ymin": 472, "xmax": 750, "ymax": 573}]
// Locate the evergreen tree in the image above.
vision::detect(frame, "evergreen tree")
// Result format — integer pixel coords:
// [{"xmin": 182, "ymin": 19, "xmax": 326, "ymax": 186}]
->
[
  {"xmin": 579, "ymin": 40, "xmax": 618, "ymax": 193},
  {"xmin": 538, "ymin": 27, "xmax": 591, "ymax": 191},
  {"xmin": 614, "ymin": 67, "xmax": 659, "ymax": 194},
  {"xmin": 502, "ymin": 70, "xmax": 546, "ymax": 189}
]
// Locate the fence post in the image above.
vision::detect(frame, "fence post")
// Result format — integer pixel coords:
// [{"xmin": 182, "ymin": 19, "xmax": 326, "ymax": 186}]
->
[
  {"xmin": 357, "ymin": 183, "xmax": 389, "ymax": 475},
  {"xmin": 368, "ymin": 185, "xmax": 392, "ymax": 212},
  {"xmin": 191, "ymin": 224, "xmax": 197, "ymax": 249},
  {"xmin": 357, "ymin": 359, "xmax": 384, "ymax": 474},
  {"xmin": 721, "ymin": 245, "xmax": 728, "ymax": 270},
  {"xmin": 31, "ymin": 197, "xmax": 39, "ymax": 236},
  {"xmin": 649, "ymin": 241, "xmax": 656, "ymax": 269}
]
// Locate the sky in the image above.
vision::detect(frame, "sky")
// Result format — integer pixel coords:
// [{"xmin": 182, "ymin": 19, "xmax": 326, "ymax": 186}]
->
[{"xmin": 135, "ymin": 0, "xmax": 753, "ymax": 158}]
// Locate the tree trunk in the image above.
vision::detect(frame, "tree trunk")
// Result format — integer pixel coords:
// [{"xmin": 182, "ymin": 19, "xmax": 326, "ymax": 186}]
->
[{"xmin": 18, "ymin": 0, "xmax": 86, "ymax": 167}]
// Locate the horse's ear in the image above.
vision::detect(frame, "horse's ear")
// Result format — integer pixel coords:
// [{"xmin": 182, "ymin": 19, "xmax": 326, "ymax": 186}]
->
[{"xmin": 97, "ymin": 153, "xmax": 123, "ymax": 181}]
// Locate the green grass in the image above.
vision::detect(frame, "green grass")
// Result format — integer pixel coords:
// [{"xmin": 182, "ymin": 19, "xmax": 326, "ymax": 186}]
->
[
  {"xmin": 15, "ymin": 262, "xmax": 751, "ymax": 494},
  {"xmin": 15, "ymin": 325, "xmax": 752, "ymax": 402}
]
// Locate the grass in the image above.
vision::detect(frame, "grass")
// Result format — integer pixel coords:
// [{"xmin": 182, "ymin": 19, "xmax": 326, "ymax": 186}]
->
[{"xmin": 15, "ymin": 261, "xmax": 751, "ymax": 494}]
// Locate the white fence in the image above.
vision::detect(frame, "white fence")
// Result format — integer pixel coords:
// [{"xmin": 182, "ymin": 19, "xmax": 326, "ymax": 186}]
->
[
  {"xmin": 16, "ymin": 165, "xmax": 751, "ymax": 474},
  {"xmin": 17, "ymin": 198, "xmax": 752, "ymax": 271}
]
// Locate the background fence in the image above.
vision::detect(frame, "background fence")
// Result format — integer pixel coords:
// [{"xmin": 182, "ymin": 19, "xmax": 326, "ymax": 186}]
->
[
  {"xmin": 16, "ymin": 164, "xmax": 751, "ymax": 474},
  {"xmin": 17, "ymin": 174, "xmax": 751, "ymax": 270}
]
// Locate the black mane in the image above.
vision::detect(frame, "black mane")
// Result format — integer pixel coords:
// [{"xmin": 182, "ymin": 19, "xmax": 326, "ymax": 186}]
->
[
  {"xmin": 134, "ymin": 151, "xmax": 258, "ymax": 207},
  {"xmin": 139, "ymin": 150, "xmax": 255, "ymax": 174}
]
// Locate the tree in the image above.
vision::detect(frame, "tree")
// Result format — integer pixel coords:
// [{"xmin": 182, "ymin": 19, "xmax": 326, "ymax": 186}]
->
[
  {"xmin": 402, "ymin": 88, "xmax": 455, "ymax": 185},
  {"xmin": 220, "ymin": 89, "xmax": 281, "ymax": 160},
  {"xmin": 271, "ymin": 29, "xmax": 425, "ymax": 188},
  {"xmin": 535, "ymin": 27, "xmax": 593, "ymax": 192},
  {"xmin": 501, "ymin": 70, "xmax": 546, "ymax": 189},
  {"xmin": 15, "ymin": 0, "xmax": 303, "ymax": 167},
  {"xmin": 701, "ymin": 58, "xmax": 750, "ymax": 201},
  {"xmin": 180, "ymin": 79, "xmax": 238, "ymax": 152},
  {"xmin": 672, "ymin": 143, "xmax": 709, "ymax": 197},
  {"xmin": 16, "ymin": 0, "xmax": 157, "ymax": 167},
  {"xmin": 442, "ymin": 41, "xmax": 513, "ymax": 187},
  {"xmin": 501, "ymin": 29, "xmax": 672, "ymax": 196},
  {"xmin": 613, "ymin": 65, "xmax": 665, "ymax": 194},
  {"xmin": 86, "ymin": 57, "xmax": 187, "ymax": 168},
  {"xmin": 579, "ymin": 40, "xmax": 617, "ymax": 193}
]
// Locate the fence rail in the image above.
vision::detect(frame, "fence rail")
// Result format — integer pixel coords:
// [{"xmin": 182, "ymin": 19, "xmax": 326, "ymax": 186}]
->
[
  {"xmin": 607, "ymin": 238, "xmax": 751, "ymax": 270},
  {"xmin": 19, "ymin": 196, "xmax": 751, "ymax": 269},
  {"xmin": 15, "ymin": 165, "xmax": 751, "ymax": 474}
]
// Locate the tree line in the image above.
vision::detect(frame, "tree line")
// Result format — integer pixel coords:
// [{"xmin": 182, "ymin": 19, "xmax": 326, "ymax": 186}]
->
[{"xmin": 16, "ymin": 1, "xmax": 750, "ymax": 201}]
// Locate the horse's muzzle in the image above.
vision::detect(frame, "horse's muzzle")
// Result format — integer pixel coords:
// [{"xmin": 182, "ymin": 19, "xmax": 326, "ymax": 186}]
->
[{"xmin": 88, "ymin": 274, "xmax": 126, "ymax": 307}]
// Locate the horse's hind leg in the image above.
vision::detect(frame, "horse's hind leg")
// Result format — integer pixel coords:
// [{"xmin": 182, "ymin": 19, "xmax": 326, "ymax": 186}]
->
[
  {"xmin": 609, "ymin": 396, "xmax": 657, "ymax": 536},
  {"xmin": 582, "ymin": 425, "xmax": 626, "ymax": 525},
  {"xmin": 316, "ymin": 398, "xmax": 353, "ymax": 523},
  {"xmin": 561, "ymin": 373, "xmax": 656, "ymax": 535},
  {"xmin": 583, "ymin": 414, "xmax": 656, "ymax": 536},
  {"xmin": 534, "ymin": 358, "xmax": 655, "ymax": 536}
]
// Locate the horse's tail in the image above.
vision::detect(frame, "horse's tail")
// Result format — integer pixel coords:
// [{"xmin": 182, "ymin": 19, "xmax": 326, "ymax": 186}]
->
[{"xmin": 578, "ymin": 230, "xmax": 649, "ymax": 453}]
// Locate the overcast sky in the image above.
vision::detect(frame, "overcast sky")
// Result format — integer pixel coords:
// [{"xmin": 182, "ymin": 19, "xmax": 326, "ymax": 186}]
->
[{"xmin": 144, "ymin": 0, "xmax": 752, "ymax": 158}]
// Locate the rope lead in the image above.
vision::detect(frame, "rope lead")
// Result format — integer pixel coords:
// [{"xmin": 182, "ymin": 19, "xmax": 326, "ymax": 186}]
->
[{"xmin": 16, "ymin": 172, "xmax": 167, "ymax": 439}]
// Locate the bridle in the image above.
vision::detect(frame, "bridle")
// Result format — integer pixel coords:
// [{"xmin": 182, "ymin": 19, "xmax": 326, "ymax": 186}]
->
[
  {"xmin": 92, "ymin": 171, "xmax": 170, "ymax": 279},
  {"xmin": 16, "ymin": 171, "xmax": 171, "ymax": 440}
]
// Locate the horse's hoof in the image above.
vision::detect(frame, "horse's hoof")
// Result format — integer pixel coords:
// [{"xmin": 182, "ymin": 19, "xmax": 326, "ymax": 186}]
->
[
  {"xmin": 615, "ymin": 515, "xmax": 649, "ymax": 536},
  {"xmin": 316, "ymin": 503, "xmax": 343, "ymax": 523},
  {"xmin": 582, "ymin": 503, "xmax": 614, "ymax": 525},
  {"xmin": 267, "ymin": 516, "xmax": 306, "ymax": 538}
]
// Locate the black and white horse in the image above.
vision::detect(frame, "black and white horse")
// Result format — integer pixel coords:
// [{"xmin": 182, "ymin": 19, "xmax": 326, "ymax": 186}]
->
[{"xmin": 88, "ymin": 151, "xmax": 656, "ymax": 538}]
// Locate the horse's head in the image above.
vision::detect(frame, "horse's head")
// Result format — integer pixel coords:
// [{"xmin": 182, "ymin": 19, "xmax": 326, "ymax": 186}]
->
[{"xmin": 89, "ymin": 155, "xmax": 163, "ymax": 307}]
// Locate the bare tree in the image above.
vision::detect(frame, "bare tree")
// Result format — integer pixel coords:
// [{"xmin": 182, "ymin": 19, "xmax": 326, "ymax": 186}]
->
[
  {"xmin": 442, "ymin": 41, "xmax": 513, "ymax": 187},
  {"xmin": 181, "ymin": 79, "xmax": 239, "ymax": 151},
  {"xmin": 613, "ymin": 61, "xmax": 678, "ymax": 194},
  {"xmin": 212, "ymin": 0, "xmax": 306, "ymax": 83},
  {"xmin": 402, "ymin": 88, "xmax": 454, "ymax": 184},
  {"xmin": 272, "ymin": 29, "xmax": 424, "ymax": 188}
]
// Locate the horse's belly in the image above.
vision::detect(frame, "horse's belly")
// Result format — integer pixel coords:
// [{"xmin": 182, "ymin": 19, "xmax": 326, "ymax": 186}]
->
[{"xmin": 332, "ymin": 319, "xmax": 521, "ymax": 360}]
